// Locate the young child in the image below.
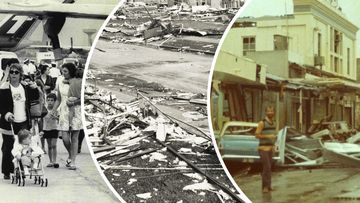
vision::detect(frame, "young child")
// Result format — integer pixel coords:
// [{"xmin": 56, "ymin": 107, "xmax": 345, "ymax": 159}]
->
[
  {"xmin": 12, "ymin": 129, "xmax": 43, "ymax": 175},
  {"xmin": 40, "ymin": 93, "xmax": 59, "ymax": 168}
]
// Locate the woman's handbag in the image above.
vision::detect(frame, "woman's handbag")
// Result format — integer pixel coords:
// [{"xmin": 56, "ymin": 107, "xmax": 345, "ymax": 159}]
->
[
  {"xmin": 30, "ymin": 100, "xmax": 48, "ymax": 118},
  {"xmin": 29, "ymin": 88, "xmax": 48, "ymax": 118}
]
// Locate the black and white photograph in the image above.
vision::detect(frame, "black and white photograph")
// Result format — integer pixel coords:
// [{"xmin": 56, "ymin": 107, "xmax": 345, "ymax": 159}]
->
[
  {"xmin": 83, "ymin": 0, "xmax": 249, "ymax": 202},
  {"xmin": 0, "ymin": 0, "xmax": 119, "ymax": 202}
]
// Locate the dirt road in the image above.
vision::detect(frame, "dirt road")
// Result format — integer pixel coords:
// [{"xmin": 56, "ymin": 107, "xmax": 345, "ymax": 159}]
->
[
  {"xmin": 228, "ymin": 163, "xmax": 360, "ymax": 203},
  {"xmin": 89, "ymin": 40, "xmax": 212, "ymax": 94}
]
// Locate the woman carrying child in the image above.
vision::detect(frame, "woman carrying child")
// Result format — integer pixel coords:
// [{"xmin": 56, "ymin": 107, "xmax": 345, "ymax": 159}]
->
[
  {"xmin": 55, "ymin": 63, "xmax": 81, "ymax": 170},
  {"xmin": 0, "ymin": 64, "xmax": 39, "ymax": 179}
]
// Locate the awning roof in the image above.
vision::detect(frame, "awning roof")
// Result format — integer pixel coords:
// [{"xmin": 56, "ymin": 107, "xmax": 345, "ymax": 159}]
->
[{"xmin": 289, "ymin": 77, "xmax": 360, "ymax": 91}]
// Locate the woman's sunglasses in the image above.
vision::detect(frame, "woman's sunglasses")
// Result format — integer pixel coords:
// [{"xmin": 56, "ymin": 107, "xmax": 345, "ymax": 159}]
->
[{"xmin": 9, "ymin": 70, "xmax": 20, "ymax": 75}]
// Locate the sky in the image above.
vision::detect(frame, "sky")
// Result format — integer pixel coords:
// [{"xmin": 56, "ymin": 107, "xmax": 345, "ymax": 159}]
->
[{"xmin": 239, "ymin": 0, "xmax": 360, "ymax": 57}]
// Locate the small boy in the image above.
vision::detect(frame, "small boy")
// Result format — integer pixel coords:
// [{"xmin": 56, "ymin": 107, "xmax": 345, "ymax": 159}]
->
[
  {"xmin": 41, "ymin": 93, "xmax": 59, "ymax": 168},
  {"xmin": 12, "ymin": 129, "xmax": 42, "ymax": 175}
]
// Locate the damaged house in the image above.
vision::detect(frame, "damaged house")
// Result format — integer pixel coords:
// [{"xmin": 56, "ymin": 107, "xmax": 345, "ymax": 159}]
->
[{"xmin": 212, "ymin": 0, "xmax": 360, "ymax": 135}]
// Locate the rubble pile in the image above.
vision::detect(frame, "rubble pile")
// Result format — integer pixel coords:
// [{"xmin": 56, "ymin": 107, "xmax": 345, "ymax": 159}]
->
[
  {"xmin": 84, "ymin": 85, "xmax": 244, "ymax": 202},
  {"xmin": 283, "ymin": 119, "xmax": 360, "ymax": 167},
  {"xmin": 86, "ymin": 69, "xmax": 208, "ymax": 119},
  {"xmin": 101, "ymin": 4, "xmax": 231, "ymax": 54}
]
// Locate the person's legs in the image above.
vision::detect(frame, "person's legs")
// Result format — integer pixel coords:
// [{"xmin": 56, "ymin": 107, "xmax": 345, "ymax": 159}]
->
[
  {"xmin": 259, "ymin": 150, "xmax": 272, "ymax": 192},
  {"xmin": 69, "ymin": 130, "xmax": 79, "ymax": 169},
  {"xmin": 2, "ymin": 121, "xmax": 29, "ymax": 178},
  {"xmin": 60, "ymin": 130, "xmax": 71, "ymax": 163},
  {"xmin": 41, "ymin": 136, "xmax": 46, "ymax": 153},
  {"xmin": 267, "ymin": 150, "xmax": 273, "ymax": 189},
  {"xmin": 78, "ymin": 129, "xmax": 84, "ymax": 153},
  {"xmin": 46, "ymin": 138, "xmax": 53, "ymax": 165},
  {"xmin": 1, "ymin": 134, "xmax": 14, "ymax": 178},
  {"xmin": 51, "ymin": 138, "xmax": 58, "ymax": 167}
]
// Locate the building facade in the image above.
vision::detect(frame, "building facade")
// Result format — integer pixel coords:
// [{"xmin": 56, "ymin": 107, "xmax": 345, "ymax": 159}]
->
[
  {"xmin": 221, "ymin": 0, "xmax": 245, "ymax": 9},
  {"xmin": 213, "ymin": 0, "xmax": 360, "ymax": 133}
]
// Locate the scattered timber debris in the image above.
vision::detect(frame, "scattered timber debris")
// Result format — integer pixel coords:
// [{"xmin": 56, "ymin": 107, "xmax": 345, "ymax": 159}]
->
[
  {"xmin": 281, "ymin": 117, "xmax": 360, "ymax": 167},
  {"xmin": 85, "ymin": 84, "xmax": 245, "ymax": 202},
  {"xmin": 101, "ymin": 3, "xmax": 231, "ymax": 55}
]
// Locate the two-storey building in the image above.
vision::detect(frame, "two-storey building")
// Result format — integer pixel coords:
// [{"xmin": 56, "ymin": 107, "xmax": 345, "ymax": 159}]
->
[{"xmin": 213, "ymin": 0, "xmax": 360, "ymax": 132}]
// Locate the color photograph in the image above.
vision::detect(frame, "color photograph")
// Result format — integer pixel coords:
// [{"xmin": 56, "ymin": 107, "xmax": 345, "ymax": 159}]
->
[{"xmin": 210, "ymin": 0, "xmax": 360, "ymax": 202}]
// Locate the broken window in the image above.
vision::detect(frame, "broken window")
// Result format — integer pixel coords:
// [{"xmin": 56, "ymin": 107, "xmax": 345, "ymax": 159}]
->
[
  {"xmin": 334, "ymin": 57, "xmax": 339, "ymax": 73},
  {"xmin": 330, "ymin": 27, "xmax": 343, "ymax": 74},
  {"xmin": 273, "ymin": 35, "xmax": 288, "ymax": 50},
  {"xmin": 334, "ymin": 31, "xmax": 341, "ymax": 54},
  {"xmin": 243, "ymin": 36, "xmax": 255, "ymax": 56},
  {"xmin": 232, "ymin": 21, "xmax": 256, "ymax": 28},
  {"xmin": 332, "ymin": 29, "xmax": 342, "ymax": 55}
]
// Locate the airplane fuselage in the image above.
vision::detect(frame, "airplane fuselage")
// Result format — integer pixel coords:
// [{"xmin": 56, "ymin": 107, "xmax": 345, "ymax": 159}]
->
[{"xmin": 0, "ymin": 15, "xmax": 36, "ymax": 50}]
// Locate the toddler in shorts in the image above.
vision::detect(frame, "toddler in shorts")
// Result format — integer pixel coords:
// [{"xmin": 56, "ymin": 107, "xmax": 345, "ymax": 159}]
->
[{"xmin": 12, "ymin": 129, "xmax": 43, "ymax": 175}]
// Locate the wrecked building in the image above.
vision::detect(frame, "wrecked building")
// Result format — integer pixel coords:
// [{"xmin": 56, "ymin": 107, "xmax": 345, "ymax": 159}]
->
[
  {"xmin": 221, "ymin": 0, "xmax": 245, "ymax": 9},
  {"xmin": 212, "ymin": 0, "xmax": 360, "ymax": 133}
]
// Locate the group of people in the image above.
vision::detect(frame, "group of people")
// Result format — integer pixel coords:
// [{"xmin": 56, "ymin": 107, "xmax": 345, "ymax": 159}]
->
[{"xmin": 0, "ymin": 59, "xmax": 84, "ymax": 179}]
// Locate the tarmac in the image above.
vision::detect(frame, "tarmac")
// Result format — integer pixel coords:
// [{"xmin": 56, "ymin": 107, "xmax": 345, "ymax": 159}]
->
[{"xmin": 0, "ymin": 134, "xmax": 119, "ymax": 203}]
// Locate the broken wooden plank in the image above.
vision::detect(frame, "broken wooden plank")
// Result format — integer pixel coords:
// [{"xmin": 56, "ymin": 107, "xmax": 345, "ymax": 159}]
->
[
  {"xmin": 156, "ymin": 121, "xmax": 166, "ymax": 141},
  {"xmin": 86, "ymin": 98, "xmax": 123, "ymax": 111},
  {"xmin": 112, "ymin": 131, "xmax": 141, "ymax": 145},
  {"xmin": 135, "ymin": 171, "xmax": 184, "ymax": 180},
  {"xmin": 88, "ymin": 136, "xmax": 103, "ymax": 143},
  {"xmin": 117, "ymin": 135, "xmax": 149, "ymax": 147},
  {"xmin": 93, "ymin": 145, "xmax": 116, "ymax": 153},
  {"xmin": 189, "ymin": 98, "xmax": 207, "ymax": 106},
  {"xmin": 113, "ymin": 148, "xmax": 159, "ymax": 164},
  {"xmin": 96, "ymin": 144, "xmax": 140, "ymax": 160},
  {"xmin": 95, "ymin": 149, "xmax": 130, "ymax": 160}
]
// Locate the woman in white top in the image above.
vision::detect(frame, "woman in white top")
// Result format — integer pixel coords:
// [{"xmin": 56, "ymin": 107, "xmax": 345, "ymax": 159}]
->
[{"xmin": 55, "ymin": 63, "xmax": 80, "ymax": 170}]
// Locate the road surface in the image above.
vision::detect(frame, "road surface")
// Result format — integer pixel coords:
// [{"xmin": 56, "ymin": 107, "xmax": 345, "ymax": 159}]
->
[
  {"xmin": 229, "ymin": 164, "xmax": 360, "ymax": 203},
  {"xmin": 89, "ymin": 40, "xmax": 213, "ymax": 95},
  {"xmin": 0, "ymin": 135, "xmax": 119, "ymax": 203}
]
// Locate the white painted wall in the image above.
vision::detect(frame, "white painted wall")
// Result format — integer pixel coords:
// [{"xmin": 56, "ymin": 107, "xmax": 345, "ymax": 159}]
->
[{"xmin": 222, "ymin": 10, "xmax": 357, "ymax": 80}]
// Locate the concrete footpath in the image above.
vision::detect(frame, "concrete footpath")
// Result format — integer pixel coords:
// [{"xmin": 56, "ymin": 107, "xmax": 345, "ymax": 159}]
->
[{"xmin": 0, "ymin": 135, "xmax": 119, "ymax": 203}]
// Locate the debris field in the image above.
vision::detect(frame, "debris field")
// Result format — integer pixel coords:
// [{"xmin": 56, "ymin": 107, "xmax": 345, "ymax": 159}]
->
[
  {"xmin": 84, "ymin": 84, "xmax": 246, "ymax": 202},
  {"xmin": 100, "ymin": 3, "xmax": 232, "ymax": 55},
  {"xmin": 226, "ymin": 117, "xmax": 360, "ymax": 202}
]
